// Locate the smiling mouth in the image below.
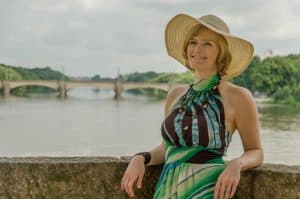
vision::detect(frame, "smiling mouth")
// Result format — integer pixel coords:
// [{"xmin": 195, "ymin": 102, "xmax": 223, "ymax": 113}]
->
[{"xmin": 191, "ymin": 56, "xmax": 207, "ymax": 61}]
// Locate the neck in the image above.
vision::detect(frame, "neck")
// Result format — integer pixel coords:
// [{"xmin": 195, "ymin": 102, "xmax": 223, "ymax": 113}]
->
[
  {"xmin": 192, "ymin": 72, "xmax": 219, "ymax": 91},
  {"xmin": 192, "ymin": 68, "xmax": 218, "ymax": 81}
]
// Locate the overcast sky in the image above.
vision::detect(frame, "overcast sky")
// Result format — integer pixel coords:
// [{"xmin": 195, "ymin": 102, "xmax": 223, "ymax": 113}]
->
[{"xmin": 0, "ymin": 0, "xmax": 299, "ymax": 78}]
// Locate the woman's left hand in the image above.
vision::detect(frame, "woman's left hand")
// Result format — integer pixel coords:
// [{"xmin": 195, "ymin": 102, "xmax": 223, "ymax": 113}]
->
[{"xmin": 214, "ymin": 158, "xmax": 242, "ymax": 199}]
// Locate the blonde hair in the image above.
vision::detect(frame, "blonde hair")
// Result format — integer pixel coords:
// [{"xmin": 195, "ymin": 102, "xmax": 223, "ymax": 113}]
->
[{"xmin": 182, "ymin": 24, "xmax": 232, "ymax": 76}]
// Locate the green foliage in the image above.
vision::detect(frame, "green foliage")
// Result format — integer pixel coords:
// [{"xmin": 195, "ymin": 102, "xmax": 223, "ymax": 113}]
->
[
  {"xmin": 292, "ymin": 84, "xmax": 300, "ymax": 101},
  {"xmin": 148, "ymin": 72, "xmax": 179, "ymax": 83},
  {"xmin": 0, "ymin": 65, "xmax": 30, "ymax": 96},
  {"xmin": 0, "ymin": 65, "xmax": 23, "ymax": 80},
  {"xmin": 1, "ymin": 53, "xmax": 300, "ymax": 104},
  {"xmin": 253, "ymin": 56, "xmax": 296, "ymax": 95},
  {"xmin": 30, "ymin": 66, "xmax": 69, "ymax": 80},
  {"xmin": 286, "ymin": 54, "xmax": 300, "ymax": 82},
  {"xmin": 274, "ymin": 84, "xmax": 300, "ymax": 104},
  {"xmin": 232, "ymin": 54, "xmax": 300, "ymax": 105},
  {"xmin": 148, "ymin": 71, "xmax": 195, "ymax": 84},
  {"xmin": 91, "ymin": 74, "xmax": 101, "ymax": 80},
  {"xmin": 114, "ymin": 54, "xmax": 300, "ymax": 103},
  {"xmin": 0, "ymin": 64, "xmax": 69, "ymax": 81},
  {"xmin": 274, "ymin": 86, "xmax": 292, "ymax": 101},
  {"xmin": 121, "ymin": 71, "xmax": 159, "ymax": 82},
  {"xmin": 232, "ymin": 55, "xmax": 262, "ymax": 91},
  {"xmin": 172, "ymin": 71, "xmax": 195, "ymax": 83},
  {"xmin": 0, "ymin": 64, "xmax": 69, "ymax": 96}
]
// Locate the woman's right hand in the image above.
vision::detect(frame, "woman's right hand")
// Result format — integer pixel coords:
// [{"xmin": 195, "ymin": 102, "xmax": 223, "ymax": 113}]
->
[{"xmin": 120, "ymin": 155, "xmax": 145, "ymax": 198}]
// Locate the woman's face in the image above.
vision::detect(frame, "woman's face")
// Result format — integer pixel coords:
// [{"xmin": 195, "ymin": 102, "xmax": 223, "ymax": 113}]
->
[{"xmin": 186, "ymin": 27, "xmax": 220, "ymax": 73}]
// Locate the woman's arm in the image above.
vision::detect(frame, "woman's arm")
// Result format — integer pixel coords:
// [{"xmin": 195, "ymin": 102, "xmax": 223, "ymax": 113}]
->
[
  {"xmin": 231, "ymin": 87, "xmax": 264, "ymax": 169},
  {"xmin": 214, "ymin": 87, "xmax": 264, "ymax": 199}
]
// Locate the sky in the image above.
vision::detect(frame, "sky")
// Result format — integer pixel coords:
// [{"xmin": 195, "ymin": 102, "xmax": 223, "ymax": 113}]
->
[{"xmin": 0, "ymin": 0, "xmax": 299, "ymax": 78}]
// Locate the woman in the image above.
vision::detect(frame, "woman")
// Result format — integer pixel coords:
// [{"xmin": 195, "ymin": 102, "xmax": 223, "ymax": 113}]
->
[{"xmin": 121, "ymin": 13, "xmax": 264, "ymax": 199}]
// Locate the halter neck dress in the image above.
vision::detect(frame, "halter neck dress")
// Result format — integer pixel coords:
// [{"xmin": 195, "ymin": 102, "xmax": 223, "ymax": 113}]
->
[{"xmin": 153, "ymin": 74, "xmax": 235, "ymax": 199}]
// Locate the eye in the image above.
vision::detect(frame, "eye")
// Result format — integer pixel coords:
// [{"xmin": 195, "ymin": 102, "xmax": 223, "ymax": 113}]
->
[
  {"xmin": 188, "ymin": 40, "xmax": 197, "ymax": 45},
  {"xmin": 203, "ymin": 42, "xmax": 212, "ymax": 46}
]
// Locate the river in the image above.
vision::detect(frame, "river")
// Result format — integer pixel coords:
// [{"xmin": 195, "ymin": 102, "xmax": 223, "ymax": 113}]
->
[{"xmin": 0, "ymin": 88, "xmax": 299, "ymax": 166}]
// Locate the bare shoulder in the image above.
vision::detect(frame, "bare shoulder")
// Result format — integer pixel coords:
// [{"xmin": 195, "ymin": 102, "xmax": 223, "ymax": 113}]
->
[
  {"xmin": 218, "ymin": 81, "xmax": 258, "ymax": 135},
  {"xmin": 219, "ymin": 80, "xmax": 255, "ymax": 104},
  {"xmin": 164, "ymin": 86, "xmax": 188, "ymax": 117},
  {"xmin": 220, "ymin": 82, "xmax": 262, "ymax": 153}
]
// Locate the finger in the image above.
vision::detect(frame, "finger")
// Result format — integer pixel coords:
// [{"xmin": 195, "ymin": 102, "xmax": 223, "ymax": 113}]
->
[
  {"xmin": 219, "ymin": 182, "xmax": 227, "ymax": 199},
  {"xmin": 137, "ymin": 173, "xmax": 144, "ymax": 189},
  {"xmin": 121, "ymin": 174, "xmax": 129, "ymax": 190},
  {"xmin": 124, "ymin": 178, "xmax": 132, "ymax": 196},
  {"xmin": 120, "ymin": 175, "xmax": 126, "ymax": 190},
  {"xmin": 230, "ymin": 180, "xmax": 238, "ymax": 198},
  {"xmin": 214, "ymin": 182, "xmax": 221, "ymax": 199},
  {"xmin": 225, "ymin": 181, "xmax": 233, "ymax": 199},
  {"xmin": 127, "ymin": 180, "xmax": 135, "ymax": 197},
  {"xmin": 223, "ymin": 178, "xmax": 233, "ymax": 198}
]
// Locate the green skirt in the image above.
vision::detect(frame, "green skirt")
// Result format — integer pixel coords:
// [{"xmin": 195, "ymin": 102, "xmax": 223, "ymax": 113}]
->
[{"xmin": 153, "ymin": 144, "xmax": 236, "ymax": 199}]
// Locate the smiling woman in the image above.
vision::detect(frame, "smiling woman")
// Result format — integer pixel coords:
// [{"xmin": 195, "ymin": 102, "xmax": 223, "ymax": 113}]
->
[
  {"xmin": 121, "ymin": 13, "xmax": 263, "ymax": 199},
  {"xmin": 184, "ymin": 26, "xmax": 231, "ymax": 81}
]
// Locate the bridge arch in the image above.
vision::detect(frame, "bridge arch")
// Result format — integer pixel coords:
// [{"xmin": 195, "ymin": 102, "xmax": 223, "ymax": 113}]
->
[
  {"xmin": 10, "ymin": 84, "xmax": 58, "ymax": 91},
  {"xmin": 8, "ymin": 81, "xmax": 59, "ymax": 90}
]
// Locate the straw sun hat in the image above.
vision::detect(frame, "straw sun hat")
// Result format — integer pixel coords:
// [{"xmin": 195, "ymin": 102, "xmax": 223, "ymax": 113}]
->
[{"xmin": 165, "ymin": 14, "xmax": 254, "ymax": 80}]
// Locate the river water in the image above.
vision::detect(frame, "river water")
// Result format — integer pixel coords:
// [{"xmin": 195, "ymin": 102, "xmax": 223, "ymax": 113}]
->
[{"xmin": 0, "ymin": 88, "xmax": 299, "ymax": 166}]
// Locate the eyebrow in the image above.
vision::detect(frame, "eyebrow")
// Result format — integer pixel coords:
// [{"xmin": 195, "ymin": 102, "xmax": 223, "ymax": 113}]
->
[{"xmin": 190, "ymin": 39, "xmax": 216, "ymax": 43}]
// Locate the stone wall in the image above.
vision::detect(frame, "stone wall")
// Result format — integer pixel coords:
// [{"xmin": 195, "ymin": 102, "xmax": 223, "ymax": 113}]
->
[{"xmin": 0, "ymin": 157, "xmax": 299, "ymax": 198}]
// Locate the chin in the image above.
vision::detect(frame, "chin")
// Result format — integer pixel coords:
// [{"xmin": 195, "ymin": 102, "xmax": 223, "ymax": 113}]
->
[{"xmin": 190, "ymin": 65, "xmax": 206, "ymax": 71}]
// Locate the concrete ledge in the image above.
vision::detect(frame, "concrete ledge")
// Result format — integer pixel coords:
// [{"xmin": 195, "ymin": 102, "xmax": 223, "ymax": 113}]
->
[{"xmin": 0, "ymin": 157, "xmax": 299, "ymax": 198}]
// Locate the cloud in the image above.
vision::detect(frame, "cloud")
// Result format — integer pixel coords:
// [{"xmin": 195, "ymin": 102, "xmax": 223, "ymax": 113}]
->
[{"xmin": 0, "ymin": 0, "xmax": 299, "ymax": 77}]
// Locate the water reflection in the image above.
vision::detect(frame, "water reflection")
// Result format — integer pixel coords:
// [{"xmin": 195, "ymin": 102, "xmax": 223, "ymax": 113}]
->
[{"xmin": 258, "ymin": 103, "xmax": 300, "ymax": 131}]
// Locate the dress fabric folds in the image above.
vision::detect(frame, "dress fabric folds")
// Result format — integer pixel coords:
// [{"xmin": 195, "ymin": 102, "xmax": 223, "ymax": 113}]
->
[{"xmin": 153, "ymin": 74, "xmax": 236, "ymax": 199}]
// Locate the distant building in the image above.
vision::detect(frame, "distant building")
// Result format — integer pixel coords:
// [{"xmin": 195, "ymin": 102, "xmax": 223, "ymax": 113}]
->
[{"xmin": 262, "ymin": 49, "xmax": 277, "ymax": 59}]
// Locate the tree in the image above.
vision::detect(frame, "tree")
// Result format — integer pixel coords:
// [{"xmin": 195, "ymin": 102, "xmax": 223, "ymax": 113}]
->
[
  {"xmin": 251, "ymin": 56, "xmax": 297, "ymax": 96},
  {"xmin": 232, "ymin": 55, "xmax": 262, "ymax": 92},
  {"xmin": 91, "ymin": 74, "xmax": 101, "ymax": 80}
]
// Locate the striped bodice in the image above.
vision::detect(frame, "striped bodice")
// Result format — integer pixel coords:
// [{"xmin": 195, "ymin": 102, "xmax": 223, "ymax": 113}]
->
[{"xmin": 161, "ymin": 74, "xmax": 232, "ymax": 156}]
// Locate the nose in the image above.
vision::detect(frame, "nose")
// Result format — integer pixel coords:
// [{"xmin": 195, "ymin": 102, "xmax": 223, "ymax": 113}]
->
[{"xmin": 193, "ymin": 43, "xmax": 204, "ymax": 54}]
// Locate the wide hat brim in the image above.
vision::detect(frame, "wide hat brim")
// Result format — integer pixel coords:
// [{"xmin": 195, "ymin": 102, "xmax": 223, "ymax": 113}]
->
[{"xmin": 165, "ymin": 14, "xmax": 254, "ymax": 80}]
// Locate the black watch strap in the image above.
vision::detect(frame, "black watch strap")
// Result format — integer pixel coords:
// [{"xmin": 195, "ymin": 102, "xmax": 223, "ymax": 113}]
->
[{"xmin": 134, "ymin": 152, "xmax": 151, "ymax": 165}]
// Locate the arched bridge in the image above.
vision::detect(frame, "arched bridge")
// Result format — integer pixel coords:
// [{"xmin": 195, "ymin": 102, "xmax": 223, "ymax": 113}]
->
[{"xmin": 0, "ymin": 80, "xmax": 186, "ymax": 99}]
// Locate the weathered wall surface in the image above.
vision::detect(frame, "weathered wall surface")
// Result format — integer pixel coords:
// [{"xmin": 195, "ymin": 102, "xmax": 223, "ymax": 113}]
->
[{"xmin": 0, "ymin": 157, "xmax": 299, "ymax": 199}]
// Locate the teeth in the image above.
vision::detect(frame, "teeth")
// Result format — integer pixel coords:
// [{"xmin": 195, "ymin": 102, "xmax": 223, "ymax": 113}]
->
[{"xmin": 193, "ymin": 56, "xmax": 206, "ymax": 59}]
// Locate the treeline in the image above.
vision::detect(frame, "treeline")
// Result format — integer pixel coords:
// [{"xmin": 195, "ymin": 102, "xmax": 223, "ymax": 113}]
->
[
  {"xmin": 233, "ymin": 54, "xmax": 300, "ymax": 104},
  {"xmin": 0, "ymin": 64, "xmax": 69, "ymax": 96},
  {"xmin": 1, "ymin": 53, "xmax": 299, "ymax": 103},
  {"xmin": 121, "ymin": 54, "xmax": 300, "ymax": 104},
  {"xmin": 120, "ymin": 71, "xmax": 195, "ymax": 83},
  {"xmin": 120, "ymin": 71, "xmax": 195, "ymax": 99},
  {"xmin": 0, "ymin": 64, "xmax": 68, "ymax": 80}
]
